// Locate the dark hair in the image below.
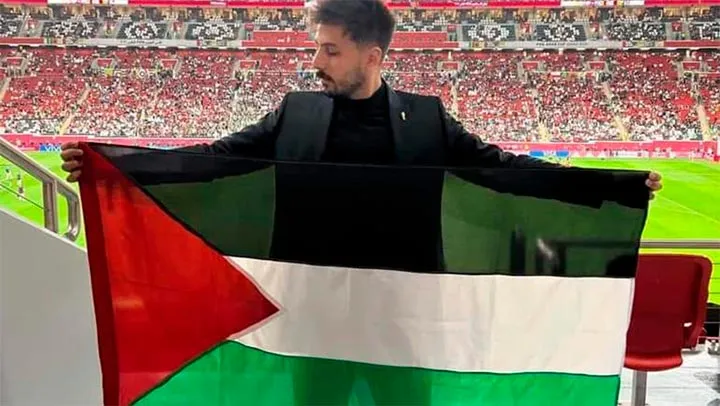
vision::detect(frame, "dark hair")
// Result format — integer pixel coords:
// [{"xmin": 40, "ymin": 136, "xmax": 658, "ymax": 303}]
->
[{"xmin": 310, "ymin": 0, "xmax": 396, "ymax": 56}]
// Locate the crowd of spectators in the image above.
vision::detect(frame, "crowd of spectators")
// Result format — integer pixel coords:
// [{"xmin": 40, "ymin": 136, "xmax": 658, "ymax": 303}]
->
[
  {"xmin": 0, "ymin": 75, "xmax": 87, "ymax": 135},
  {"xmin": 244, "ymin": 7, "xmax": 305, "ymax": 31},
  {"xmin": 117, "ymin": 21, "xmax": 167, "ymax": 40},
  {"xmin": 689, "ymin": 22, "xmax": 720, "ymax": 40},
  {"xmin": 699, "ymin": 76, "xmax": 720, "ymax": 129},
  {"xmin": 144, "ymin": 51, "xmax": 238, "ymax": 138},
  {"xmin": 41, "ymin": 19, "xmax": 99, "ymax": 40},
  {"xmin": 185, "ymin": 21, "xmax": 238, "ymax": 41},
  {"xmin": 0, "ymin": 47, "xmax": 717, "ymax": 142},
  {"xmin": 452, "ymin": 52, "xmax": 539, "ymax": 141},
  {"xmin": 0, "ymin": 3, "xmax": 717, "ymax": 142},
  {"xmin": 533, "ymin": 74, "xmax": 617, "ymax": 142},
  {"xmin": 463, "ymin": 24, "xmax": 516, "ymax": 41},
  {"xmin": 394, "ymin": 9, "xmax": 449, "ymax": 32},
  {"xmin": 0, "ymin": 14, "xmax": 21, "ymax": 38},
  {"xmin": 535, "ymin": 24, "xmax": 586, "ymax": 42},
  {"xmin": 607, "ymin": 52, "xmax": 702, "ymax": 141},
  {"xmin": 603, "ymin": 8, "xmax": 667, "ymax": 41}
]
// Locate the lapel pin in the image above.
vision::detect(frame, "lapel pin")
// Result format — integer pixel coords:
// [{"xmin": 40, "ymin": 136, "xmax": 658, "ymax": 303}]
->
[{"xmin": 401, "ymin": 112, "xmax": 406, "ymax": 121}]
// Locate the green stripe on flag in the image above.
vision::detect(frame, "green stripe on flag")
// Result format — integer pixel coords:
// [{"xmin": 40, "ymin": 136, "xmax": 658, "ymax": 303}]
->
[{"xmin": 135, "ymin": 341, "xmax": 620, "ymax": 406}]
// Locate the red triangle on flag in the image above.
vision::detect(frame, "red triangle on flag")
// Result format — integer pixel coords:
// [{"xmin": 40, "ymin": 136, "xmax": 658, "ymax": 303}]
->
[{"xmin": 79, "ymin": 144, "xmax": 280, "ymax": 406}]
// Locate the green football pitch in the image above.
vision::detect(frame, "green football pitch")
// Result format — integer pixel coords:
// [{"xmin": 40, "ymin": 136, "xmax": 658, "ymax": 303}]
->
[{"xmin": 1, "ymin": 153, "xmax": 719, "ymax": 299}]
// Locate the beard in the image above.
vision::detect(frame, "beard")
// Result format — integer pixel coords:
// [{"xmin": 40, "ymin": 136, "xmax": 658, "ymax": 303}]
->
[{"xmin": 317, "ymin": 67, "xmax": 365, "ymax": 98}]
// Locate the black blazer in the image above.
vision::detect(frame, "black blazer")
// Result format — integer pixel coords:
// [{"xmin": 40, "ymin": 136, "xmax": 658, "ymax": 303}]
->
[
  {"xmin": 185, "ymin": 82, "xmax": 558, "ymax": 169},
  {"xmin": 178, "ymin": 83, "xmax": 563, "ymax": 272}
]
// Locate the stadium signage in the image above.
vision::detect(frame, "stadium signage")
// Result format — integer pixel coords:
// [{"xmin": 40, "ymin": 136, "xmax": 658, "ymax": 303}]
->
[
  {"xmin": 532, "ymin": 41, "xmax": 590, "ymax": 48},
  {"xmin": 108, "ymin": 39, "xmax": 166, "ymax": 47},
  {"xmin": 486, "ymin": 40, "xmax": 625, "ymax": 49},
  {"xmin": 69, "ymin": 38, "xmax": 188, "ymax": 47}
]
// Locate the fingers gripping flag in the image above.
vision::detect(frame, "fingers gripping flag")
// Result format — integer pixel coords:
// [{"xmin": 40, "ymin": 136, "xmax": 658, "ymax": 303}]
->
[{"xmin": 78, "ymin": 142, "xmax": 650, "ymax": 406}]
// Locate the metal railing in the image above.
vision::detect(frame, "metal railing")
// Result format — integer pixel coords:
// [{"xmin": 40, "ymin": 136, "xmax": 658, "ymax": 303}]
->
[{"xmin": 0, "ymin": 137, "xmax": 81, "ymax": 241}]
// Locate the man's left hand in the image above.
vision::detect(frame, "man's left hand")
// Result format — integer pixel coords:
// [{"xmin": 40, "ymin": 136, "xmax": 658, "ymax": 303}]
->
[{"xmin": 646, "ymin": 171, "xmax": 662, "ymax": 200}]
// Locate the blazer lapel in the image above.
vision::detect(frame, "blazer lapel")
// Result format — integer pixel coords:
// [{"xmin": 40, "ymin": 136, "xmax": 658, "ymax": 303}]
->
[
  {"xmin": 386, "ymin": 83, "xmax": 414, "ymax": 164},
  {"xmin": 276, "ymin": 92, "xmax": 333, "ymax": 161},
  {"xmin": 307, "ymin": 94, "xmax": 333, "ymax": 161},
  {"xmin": 289, "ymin": 83, "xmax": 413, "ymax": 163}
]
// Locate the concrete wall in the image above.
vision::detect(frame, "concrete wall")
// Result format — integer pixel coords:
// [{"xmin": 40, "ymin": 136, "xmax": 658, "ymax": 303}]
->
[{"xmin": 0, "ymin": 208, "xmax": 102, "ymax": 405}]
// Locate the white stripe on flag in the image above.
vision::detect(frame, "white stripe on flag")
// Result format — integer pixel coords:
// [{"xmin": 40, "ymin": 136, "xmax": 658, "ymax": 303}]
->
[{"xmin": 229, "ymin": 257, "xmax": 634, "ymax": 376}]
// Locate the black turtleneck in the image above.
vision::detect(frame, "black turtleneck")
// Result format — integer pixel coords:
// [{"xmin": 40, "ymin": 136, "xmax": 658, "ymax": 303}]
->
[
  {"xmin": 271, "ymin": 82, "xmax": 443, "ymax": 272},
  {"xmin": 321, "ymin": 82, "xmax": 395, "ymax": 164}
]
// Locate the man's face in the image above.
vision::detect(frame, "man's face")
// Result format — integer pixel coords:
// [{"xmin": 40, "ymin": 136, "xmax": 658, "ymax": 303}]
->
[{"xmin": 312, "ymin": 23, "xmax": 369, "ymax": 98}]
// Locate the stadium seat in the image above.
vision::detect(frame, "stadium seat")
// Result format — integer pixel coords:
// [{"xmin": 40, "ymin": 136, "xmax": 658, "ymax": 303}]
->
[{"xmin": 624, "ymin": 254, "xmax": 712, "ymax": 406}]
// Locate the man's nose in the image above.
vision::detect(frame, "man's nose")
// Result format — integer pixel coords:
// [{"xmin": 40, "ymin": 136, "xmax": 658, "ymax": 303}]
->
[{"xmin": 312, "ymin": 50, "xmax": 324, "ymax": 71}]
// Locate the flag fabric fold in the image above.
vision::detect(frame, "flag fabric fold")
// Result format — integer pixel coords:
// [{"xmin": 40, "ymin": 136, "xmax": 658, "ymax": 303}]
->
[{"xmin": 78, "ymin": 142, "xmax": 649, "ymax": 406}]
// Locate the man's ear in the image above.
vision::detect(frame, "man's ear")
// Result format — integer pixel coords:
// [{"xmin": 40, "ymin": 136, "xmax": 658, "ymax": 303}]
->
[{"xmin": 366, "ymin": 46, "xmax": 384, "ymax": 68}]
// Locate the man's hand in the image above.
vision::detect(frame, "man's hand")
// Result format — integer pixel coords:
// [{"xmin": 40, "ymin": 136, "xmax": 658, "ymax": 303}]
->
[
  {"xmin": 646, "ymin": 171, "xmax": 662, "ymax": 200},
  {"xmin": 60, "ymin": 142, "xmax": 83, "ymax": 183}
]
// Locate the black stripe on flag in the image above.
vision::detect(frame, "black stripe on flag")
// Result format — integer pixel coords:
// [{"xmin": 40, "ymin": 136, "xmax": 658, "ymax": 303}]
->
[{"xmin": 88, "ymin": 144, "xmax": 649, "ymax": 278}]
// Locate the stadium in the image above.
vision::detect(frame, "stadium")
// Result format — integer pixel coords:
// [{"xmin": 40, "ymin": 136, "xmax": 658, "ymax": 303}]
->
[{"xmin": 0, "ymin": 0, "xmax": 719, "ymax": 405}]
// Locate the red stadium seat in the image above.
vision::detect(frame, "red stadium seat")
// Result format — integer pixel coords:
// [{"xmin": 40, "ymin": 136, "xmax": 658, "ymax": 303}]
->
[{"xmin": 624, "ymin": 254, "xmax": 712, "ymax": 406}]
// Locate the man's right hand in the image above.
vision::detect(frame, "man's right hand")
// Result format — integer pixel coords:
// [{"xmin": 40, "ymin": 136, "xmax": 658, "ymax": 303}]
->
[{"xmin": 60, "ymin": 142, "xmax": 83, "ymax": 183}]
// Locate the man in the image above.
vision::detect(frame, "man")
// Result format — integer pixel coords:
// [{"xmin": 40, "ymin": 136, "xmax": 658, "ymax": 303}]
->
[
  {"xmin": 60, "ymin": 0, "xmax": 661, "ymax": 403},
  {"xmin": 60, "ymin": 0, "xmax": 661, "ymax": 195}
]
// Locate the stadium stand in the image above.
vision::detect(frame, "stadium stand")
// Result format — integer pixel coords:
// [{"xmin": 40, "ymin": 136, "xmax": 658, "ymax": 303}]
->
[
  {"xmin": 118, "ymin": 21, "xmax": 167, "ymax": 40},
  {"xmin": 688, "ymin": 6, "xmax": 720, "ymax": 40},
  {"xmin": 3, "ymin": 44, "xmax": 720, "ymax": 141},
  {"xmin": 689, "ymin": 21, "xmax": 720, "ymax": 40},
  {"xmin": 604, "ymin": 8, "xmax": 667, "ymax": 41},
  {"xmin": 463, "ymin": 24, "xmax": 517, "ymax": 41},
  {"xmin": 0, "ymin": 15, "xmax": 21, "ymax": 38},
  {"xmin": 3, "ymin": 45, "xmax": 716, "ymax": 143},
  {"xmin": 42, "ymin": 20, "xmax": 99, "ymax": 40},
  {"xmin": 607, "ymin": 51, "xmax": 703, "ymax": 141},
  {"xmin": 0, "ymin": 3, "xmax": 716, "ymax": 148},
  {"xmin": 535, "ymin": 24, "xmax": 587, "ymax": 41},
  {"xmin": 185, "ymin": 21, "xmax": 238, "ymax": 41}
]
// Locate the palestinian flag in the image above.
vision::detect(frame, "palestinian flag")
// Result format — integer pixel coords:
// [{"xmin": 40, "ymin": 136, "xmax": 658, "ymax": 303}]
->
[{"xmin": 78, "ymin": 142, "xmax": 650, "ymax": 406}]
